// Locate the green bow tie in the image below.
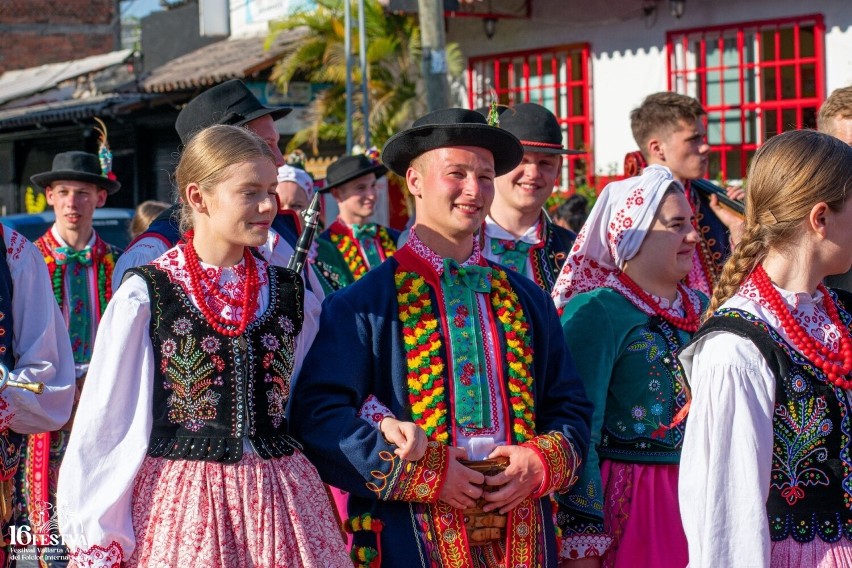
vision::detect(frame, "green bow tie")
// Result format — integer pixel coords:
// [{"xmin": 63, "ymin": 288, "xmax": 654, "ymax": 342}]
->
[
  {"xmin": 490, "ymin": 239, "xmax": 533, "ymax": 256},
  {"xmin": 351, "ymin": 224, "xmax": 377, "ymax": 240},
  {"xmin": 54, "ymin": 246, "xmax": 93, "ymax": 266},
  {"xmin": 441, "ymin": 259, "xmax": 492, "ymax": 293}
]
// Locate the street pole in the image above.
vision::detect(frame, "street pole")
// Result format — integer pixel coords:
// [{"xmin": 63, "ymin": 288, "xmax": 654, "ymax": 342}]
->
[
  {"xmin": 345, "ymin": 0, "xmax": 354, "ymax": 153},
  {"xmin": 418, "ymin": 0, "xmax": 450, "ymax": 112},
  {"xmin": 358, "ymin": 0, "xmax": 370, "ymax": 149}
]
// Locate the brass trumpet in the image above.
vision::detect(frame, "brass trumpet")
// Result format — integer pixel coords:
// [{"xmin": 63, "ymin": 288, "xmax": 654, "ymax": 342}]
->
[{"xmin": 0, "ymin": 362, "xmax": 44, "ymax": 394}]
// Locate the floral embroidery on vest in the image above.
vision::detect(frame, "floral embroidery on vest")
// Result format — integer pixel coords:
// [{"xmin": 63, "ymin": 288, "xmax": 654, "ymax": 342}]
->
[{"xmin": 161, "ymin": 320, "xmax": 224, "ymax": 432}]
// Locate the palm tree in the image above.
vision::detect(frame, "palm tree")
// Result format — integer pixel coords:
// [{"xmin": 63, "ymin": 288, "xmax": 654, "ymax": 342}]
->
[{"xmin": 266, "ymin": 0, "xmax": 463, "ymax": 153}]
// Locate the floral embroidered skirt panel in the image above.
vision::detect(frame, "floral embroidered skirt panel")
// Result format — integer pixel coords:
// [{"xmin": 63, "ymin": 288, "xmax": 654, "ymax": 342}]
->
[{"xmin": 126, "ymin": 451, "xmax": 351, "ymax": 567}]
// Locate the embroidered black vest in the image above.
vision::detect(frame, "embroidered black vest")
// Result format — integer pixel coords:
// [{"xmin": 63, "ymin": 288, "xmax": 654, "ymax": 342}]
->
[
  {"xmin": 531, "ymin": 218, "xmax": 576, "ymax": 292},
  {"xmin": 0, "ymin": 227, "xmax": 20, "ymax": 481},
  {"xmin": 131, "ymin": 264, "xmax": 304, "ymax": 463},
  {"xmin": 694, "ymin": 296, "xmax": 852, "ymax": 543}
]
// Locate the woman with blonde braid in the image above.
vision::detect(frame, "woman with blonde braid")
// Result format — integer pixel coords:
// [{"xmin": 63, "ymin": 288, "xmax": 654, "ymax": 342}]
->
[{"xmin": 679, "ymin": 129, "xmax": 852, "ymax": 568}]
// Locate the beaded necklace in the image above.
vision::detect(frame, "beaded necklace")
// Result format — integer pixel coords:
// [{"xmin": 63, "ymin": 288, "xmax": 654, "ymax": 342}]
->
[
  {"xmin": 751, "ymin": 265, "xmax": 852, "ymax": 389},
  {"xmin": 616, "ymin": 272, "xmax": 701, "ymax": 332},
  {"xmin": 182, "ymin": 231, "xmax": 259, "ymax": 337}
]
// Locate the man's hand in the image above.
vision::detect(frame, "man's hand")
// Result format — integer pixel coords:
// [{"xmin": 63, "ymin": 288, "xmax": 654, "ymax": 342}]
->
[
  {"xmin": 480, "ymin": 444, "xmax": 544, "ymax": 513},
  {"xmin": 379, "ymin": 417, "xmax": 428, "ymax": 461},
  {"xmin": 708, "ymin": 190, "xmax": 745, "ymax": 247},
  {"xmin": 437, "ymin": 446, "xmax": 485, "ymax": 509}
]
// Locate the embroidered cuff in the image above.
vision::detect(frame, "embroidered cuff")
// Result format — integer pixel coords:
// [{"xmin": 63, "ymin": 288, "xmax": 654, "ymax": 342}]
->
[
  {"xmin": 368, "ymin": 441, "xmax": 448, "ymax": 503},
  {"xmin": 68, "ymin": 540, "xmax": 124, "ymax": 568},
  {"xmin": 522, "ymin": 431, "xmax": 581, "ymax": 498},
  {"xmin": 358, "ymin": 394, "xmax": 396, "ymax": 428},
  {"xmin": 560, "ymin": 533, "xmax": 614, "ymax": 560}
]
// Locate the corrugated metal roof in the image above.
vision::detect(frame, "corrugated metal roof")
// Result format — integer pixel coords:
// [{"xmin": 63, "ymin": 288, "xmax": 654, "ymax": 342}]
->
[
  {"xmin": 0, "ymin": 50, "xmax": 134, "ymax": 106},
  {"xmin": 140, "ymin": 28, "xmax": 306, "ymax": 93},
  {"xmin": 0, "ymin": 94, "xmax": 154, "ymax": 131}
]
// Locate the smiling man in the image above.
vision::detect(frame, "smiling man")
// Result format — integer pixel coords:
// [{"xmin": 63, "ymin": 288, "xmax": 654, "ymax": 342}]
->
[
  {"xmin": 480, "ymin": 103, "xmax": 582, "ymax": 292},
  {"xmin": 318, "ymin": 153, "xmax": 399, "ymax": 285},
  {"xmin": 291, "ymin": 108, "xmax": 592, "ymax": 568},
  {"xmin": 23, "ymin": 150, "xmax": 122, "ymax": 567}
]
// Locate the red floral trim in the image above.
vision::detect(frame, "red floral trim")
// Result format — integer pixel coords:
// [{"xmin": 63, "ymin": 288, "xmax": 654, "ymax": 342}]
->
[
  {"xmin": 560, "ymin": 533, "xmax": 613, "ymax": 560},
  {"xmin": 367, "ymin": 441, "xmax": 448, "ymax": 503},
  {"xmin": 68, "ymin": 540, "xmax": 123, "ymax": 568},
  {"xmin": 522, "ymin": 431, "xmax": 582, "ymax": 498}
]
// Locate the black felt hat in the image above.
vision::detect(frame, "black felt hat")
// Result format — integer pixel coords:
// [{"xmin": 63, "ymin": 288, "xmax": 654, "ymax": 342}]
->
[
  {"xmin": 324, "ymin": 155, "xmax": 388, "ymax": 191},
  {"xmin": 382, "ymin": 108, "xmax": 523, "ymax": 176},
  {"xmin": 31, "ymin": 151, "xmax": 121, "ymax": 194},
  {"xmin": 479, "ymin": 102, "xmax": 582, "ymax": 155},
  {"xmin": 175, "ymin": 79, "xmax": 293, "ymax": 144}
]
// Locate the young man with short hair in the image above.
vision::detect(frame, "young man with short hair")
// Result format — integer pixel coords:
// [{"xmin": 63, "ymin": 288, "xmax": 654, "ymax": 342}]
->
[
  {"xmin": 318, "ymin": 153, "xmax": 399, "ymax": 285},
  {"xmin": 481, "ymin": 103, "xmax": 581, "ymax": 292},
  {"xmin": 292, "ymin": 108, "xmax": 592, "ymax": 567},
  {"xmin": 630, "ymin": 92, "xmax": 744, "ymax": 296}
]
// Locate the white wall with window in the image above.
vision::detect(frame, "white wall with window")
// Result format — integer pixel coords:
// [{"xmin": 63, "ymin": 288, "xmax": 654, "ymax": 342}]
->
[{"xmin": 448, "ymin": 0, "xmax": 852, "ymax": 182}]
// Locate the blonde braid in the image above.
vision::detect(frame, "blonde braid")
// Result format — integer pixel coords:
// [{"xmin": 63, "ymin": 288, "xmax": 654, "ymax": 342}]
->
[{"xmin": 705, "ymin": 224, "xmax": 765, "ymax": 318}]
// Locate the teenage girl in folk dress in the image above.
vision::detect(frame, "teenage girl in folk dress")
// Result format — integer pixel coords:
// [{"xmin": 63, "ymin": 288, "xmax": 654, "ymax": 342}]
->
[
  {"xmin": 552, "ymin": 165, "xmax": 705, "ymax": 568},
  {"xmin": 679, "ymin": 130, "xmax": 852, "ymax": 568},
  {"xmin": 57, "ymin": 125, "xmax": 350, "ymax": 567}
]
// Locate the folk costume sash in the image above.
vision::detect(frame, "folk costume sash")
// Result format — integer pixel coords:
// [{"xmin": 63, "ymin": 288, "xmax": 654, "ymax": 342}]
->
[
  {"xmin": 394, "ymin": 244, "xmax": 541, "ymax": 567},
  {"xmin": 30, "ymin": 228, "xmax": 117, "ymax": 526},
  {"xmin": 327, "ymin": 219, "xmax": 396, "ymax": 279},
  {"xmin": 440, "ymin": 258, "xmax": 493, "ymax": 430}
]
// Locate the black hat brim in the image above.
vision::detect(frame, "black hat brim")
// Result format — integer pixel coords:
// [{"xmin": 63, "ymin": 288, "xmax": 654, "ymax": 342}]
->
[
  {"xmin": 382, "ymin": 124, "xmax": 523, "ymax": 177},
  {"xmin": 323, "ymin": 163, "xmax": 388, "ymax": 191},
  {"xmin": 520, "ymin": 143, "xmax": 585, "ymax": 156},
  {"xmin": 31, "ymin": 171, "xmax": 121, "ymax": 195},
  {"xmin": 235, "ymin": 105, "xmax": 293, "ymax": 126}
]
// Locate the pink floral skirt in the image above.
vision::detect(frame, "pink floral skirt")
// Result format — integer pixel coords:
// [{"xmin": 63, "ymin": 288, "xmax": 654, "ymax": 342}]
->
[
  {"xmin": 771, "ymin": 538, "xmax": 852, "ymax": 567},
  {"xmin": 126, "ymin": 451, "xmax": 351, "ymax": 567}
]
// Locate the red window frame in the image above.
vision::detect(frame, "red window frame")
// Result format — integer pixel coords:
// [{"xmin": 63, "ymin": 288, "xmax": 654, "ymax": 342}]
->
[
  {"xmin": 467, "ymin": 44, "xmax": 593, "ymax": 192},
  {"xmin": 667, "ymin": 15, "xmax": 825, "ymax": 181}
]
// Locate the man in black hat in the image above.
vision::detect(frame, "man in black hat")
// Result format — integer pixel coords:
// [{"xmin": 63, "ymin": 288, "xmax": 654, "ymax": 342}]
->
[
  {"xmin": 112, "ymin": 80, "xmax": 326, "ymax": 304},
  {"xmin": 20, "ymin": 150, "xmax": 122, "ymax": 566},
  {"xmin": 291, "ymin": 108, "xmax": 591, "ymax": 568},
  {"xmin": 317, "ymin": 152, "xmax": 399, "ymax": 286},
  {"xmin": 478, "ymin": 103, "xmax": 582, "ymax": 293}
]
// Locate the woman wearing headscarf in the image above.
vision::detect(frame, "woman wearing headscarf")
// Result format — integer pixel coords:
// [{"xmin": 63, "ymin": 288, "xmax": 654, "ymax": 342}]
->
[{"xmin": 553, "ymin": 164, "xmax": 703, "ymax": 568}]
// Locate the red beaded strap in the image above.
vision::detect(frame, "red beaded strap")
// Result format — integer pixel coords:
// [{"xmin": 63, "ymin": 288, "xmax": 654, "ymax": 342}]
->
[
  {"xmin": 182, "ymin": 231, "xmax": 259, "ymax": 337},
  {"xmin": 752, "ymin": 265, "xmax": 852, "ymax": 389},
  {"xmin": 616, "ymin": 272, "xmax": 700, "ymax": 332}
]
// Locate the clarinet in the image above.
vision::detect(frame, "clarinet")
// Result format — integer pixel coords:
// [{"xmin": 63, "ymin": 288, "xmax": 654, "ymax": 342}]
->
[
  {"xmin": 287, "ymin": 191, "xmax": 322, "ymax": 275},
  {"xmin": 690, "ymin": 178, "xmax": 745, "ymax": 215},
  {"xmin": 0, "ymin": 361, "xmax": 43, "ymax": 394}
]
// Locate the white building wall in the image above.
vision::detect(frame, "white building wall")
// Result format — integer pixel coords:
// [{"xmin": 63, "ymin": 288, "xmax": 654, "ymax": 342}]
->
[{"xmin": 447, "ymin": 0, "xmax": 852, "ymax": 176}]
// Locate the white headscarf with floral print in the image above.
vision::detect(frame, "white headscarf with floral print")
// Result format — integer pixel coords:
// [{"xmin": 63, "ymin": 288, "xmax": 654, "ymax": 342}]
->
[
  {"xmin": 552, "ymin": 164, "xmax": 682, "ymax": 310},
  {"xmin": 277, "ymin": 164, "xmax": 315, "ymax": 202}
]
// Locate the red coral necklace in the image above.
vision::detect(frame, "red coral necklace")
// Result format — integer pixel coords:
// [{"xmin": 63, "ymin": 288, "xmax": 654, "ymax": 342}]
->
[
  {"xmin": 617, "ymin": 272, "xmax": 700, "ymax": 332},
  {"xmin": 182, "ymin": 230, "xmax": 259, "ymax": 337},
  {"xmin": 752, "ymin": 265, "xmax": 852, "ymax": 388}
]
